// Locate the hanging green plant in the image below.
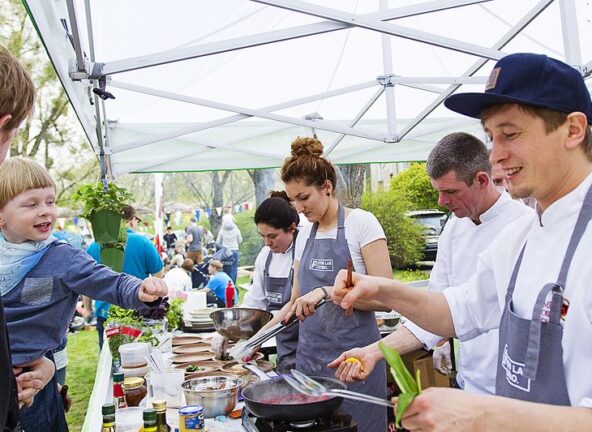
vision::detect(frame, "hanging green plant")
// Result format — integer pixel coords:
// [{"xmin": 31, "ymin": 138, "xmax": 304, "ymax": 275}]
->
[{"xmin": 73, "ymin": 182, "xmax": 132, "ymax": 243}]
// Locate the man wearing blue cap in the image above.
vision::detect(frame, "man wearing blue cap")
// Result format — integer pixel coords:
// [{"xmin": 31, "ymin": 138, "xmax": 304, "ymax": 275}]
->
[{"xmin": 330, "ymin": 53, "xmax": 592, "ymax": 431}]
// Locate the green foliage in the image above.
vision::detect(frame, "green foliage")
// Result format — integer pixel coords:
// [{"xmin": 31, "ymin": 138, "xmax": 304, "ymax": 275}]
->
[
  {"xmin": 361, "ymin": 190, "xmax": 424, "ymax": 269},
  {"xmin": 390, "ymin": 163, "xmax": 443, "ymax": 211},
  {"xmin": 167, "ymin": 298, "xmax": 185, "ymax": 330},
  {"xmin": 235, "ymin": 210, "xmax": 263, "ymax": 267},
  {"xmin": 393, "ymin": 269, "xmax": 430, "ymax": 282},
  {"xmin": 73, "ymin": 182, "xmax": 132, "ymax": 219}
]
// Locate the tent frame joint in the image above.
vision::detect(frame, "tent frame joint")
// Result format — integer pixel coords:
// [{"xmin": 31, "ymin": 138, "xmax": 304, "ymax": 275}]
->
[{"xmin": 376, "ymin": 74, "xmax": 396, "ymax": 88}]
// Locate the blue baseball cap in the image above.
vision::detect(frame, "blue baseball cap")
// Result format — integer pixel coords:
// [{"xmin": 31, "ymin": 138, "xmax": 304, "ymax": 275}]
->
[{"xmin": 444, "ymin": 53, "xmax": 592, "ymax": 124}]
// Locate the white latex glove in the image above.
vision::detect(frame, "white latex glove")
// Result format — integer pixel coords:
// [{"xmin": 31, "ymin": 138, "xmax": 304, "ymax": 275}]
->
[
  {"xmin": 432, "ymin": 341, "xmax": 452, "ymax": 375},
  {"xmin": 211, "ymin": 333, "xmax": 229, "ymax": 358}
]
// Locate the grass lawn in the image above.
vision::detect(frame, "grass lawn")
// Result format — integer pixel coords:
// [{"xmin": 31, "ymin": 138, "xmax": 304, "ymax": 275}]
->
[
  {"xmin": 65, "ymin": 329, "xmax": 99, "ymax": 431},
  {"xmin": 394, "ymin": 268, "xmax": 430, "ymax": 282}
]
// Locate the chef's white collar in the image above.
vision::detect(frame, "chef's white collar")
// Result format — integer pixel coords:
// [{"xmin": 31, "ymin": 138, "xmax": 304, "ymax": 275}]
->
[
  {"xmin": 478, "ymin": 190, "xmax": 513, "ymax": 225},
  {"xmin": 538, "ymin": 172, "xmax": 592, "ymax": 227}
]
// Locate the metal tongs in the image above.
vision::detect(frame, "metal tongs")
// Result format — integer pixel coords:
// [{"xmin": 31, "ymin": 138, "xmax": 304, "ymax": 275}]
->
[
  {"xmin": 286, "ymin": 369, "xmax": 395, "ymax": 408},
  {"xmin": 229, "ymin": 298, "xmax": 331, "ymax": 360}
]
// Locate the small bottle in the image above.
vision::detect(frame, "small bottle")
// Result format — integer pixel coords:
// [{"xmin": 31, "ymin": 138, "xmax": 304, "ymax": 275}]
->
[
  {"xmin": 152, "ymin": 400, "xmax": 171, "ymax": 432},
  {"xmin": 225, "ymin": 280, "xmax": 235, "ymax": 307},
  {"xmin": 143, "ymin": 408, "xmax": 158, "ymax": 432},
  {"xmin": 101, "ymin": 403, "xmax": 116, "ymax": 432},
  {"xmin": 112, "ymin": 372, "xmax": 128, "ymax": 409}
]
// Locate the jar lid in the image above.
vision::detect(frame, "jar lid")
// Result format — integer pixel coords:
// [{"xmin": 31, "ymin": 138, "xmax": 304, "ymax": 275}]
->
[
  {"xmin": 152, "ymin": 400, "xmax": 166, "ymax": 411},
  {"xmin": 143, "ymin": 408, "xmax": 156, "ymax": 422},
  {"xmin": 124, "ymin": 377, "xmax": 144, "ymax": 388},
  {"xmin": 102, "ymin": 403, "xmax": 115, "ymax": 415}
]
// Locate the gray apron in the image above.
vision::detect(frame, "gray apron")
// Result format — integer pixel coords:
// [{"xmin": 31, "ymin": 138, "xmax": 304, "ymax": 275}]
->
[
  {"xmin": 495, "ymin": 185, "xmax": 592, "ymax": 404},
  {"xmin": 264, "ymin": 241, "xmax": 298, "ymax": 373},
  {"xmin": 297, "ymin": 205, "xmax": 387, "ymax": 432}
]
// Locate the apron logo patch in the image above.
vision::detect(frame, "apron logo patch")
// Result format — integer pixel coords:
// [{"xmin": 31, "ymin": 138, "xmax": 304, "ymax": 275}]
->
[
  {"xmin": 501, "ymin": 345, "xmax": 531, "ymax": 392},
  {"xmin": 309, "ymin": 258, "xmax": 333, "ymax": 272},
  {"xmin": 266, "ymin": 292, "xmax": 282, "ymax": 304}
]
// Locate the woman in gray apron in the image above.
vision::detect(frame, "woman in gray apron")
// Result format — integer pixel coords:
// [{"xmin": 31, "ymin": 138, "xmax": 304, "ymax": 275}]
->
[
  {"xmin": 277, "ymin": 137, "xmax": 392, "ymax": 431},
  {"xmin": 241, "ymin": 192, "xmax": 300, "ymax": 372}
]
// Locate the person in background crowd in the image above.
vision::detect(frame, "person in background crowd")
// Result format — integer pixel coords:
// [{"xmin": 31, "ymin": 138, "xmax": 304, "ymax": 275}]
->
[
  {"xmin": 163, "ymin": 226, "xmax": 177, "ymax": 259},
  {"xmin": 202, "ymin": 259, "xmax": 235, "ymax": 306},
  {"xmin": 216, "ymin": 217, "xmax": 242, "ymax": 284},
  {"xmin": 331, "ymin": 53, "xmax": 592, "ymax": 431},
  {"xmin": 186, "ymin": 218, "xmax": 204, "ymax": 264},
  {"xmin": 330, "ymin": 132, "xmax": 531, "ymax": 397},
  {"xmin": 0, "ymin": 44, "xmax": 55, "ymax": 432},
  {"xmin": 87, "ymin": 205, "xmax": 164, "ymax": 349},
  {"xmin": 0, "ymin": 157, "xmax": 167, "ymax": 432},
  {"xmin": 254, "ymin": 137, "xmax": 392, "ymax": 432},
  {"xmin": 163, "ymin": 256, "xmax": 194, "ymax": 297}
]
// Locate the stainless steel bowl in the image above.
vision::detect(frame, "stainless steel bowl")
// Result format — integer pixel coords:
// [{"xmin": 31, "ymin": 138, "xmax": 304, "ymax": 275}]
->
[
  {"xmin": 182, "ymin": 376, "xmax": 244, "ymax": 418},
  {"xmin": 210, "ymin": 308, "xmax": 272, "ymax": 342}
]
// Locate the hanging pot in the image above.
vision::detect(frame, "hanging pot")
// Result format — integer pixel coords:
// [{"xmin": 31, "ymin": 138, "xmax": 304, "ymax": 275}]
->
[
  {"xmin": 100, "ymin": 245, "xmax": 125, "ymax": 272},
  {"xmin": 90, "ymin": 209, "xmax": 122, "ymax": 243}
]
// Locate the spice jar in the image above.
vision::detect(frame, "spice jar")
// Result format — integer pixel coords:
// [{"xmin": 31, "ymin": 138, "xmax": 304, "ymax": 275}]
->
[{"xmin": 123, "ymin": 377, "xmax": 147, "ymax": 407}]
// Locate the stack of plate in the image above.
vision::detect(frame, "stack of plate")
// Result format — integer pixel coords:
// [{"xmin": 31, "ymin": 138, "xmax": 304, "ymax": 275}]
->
[{"xmin": 183, "ymin": 308, "xmax": 218, "ymax": 330}]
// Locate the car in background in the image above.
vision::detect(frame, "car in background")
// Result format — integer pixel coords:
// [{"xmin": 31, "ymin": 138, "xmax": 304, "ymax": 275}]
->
[{"xmin": 406, "ymin": 210, "xmax": 448, "ymax": 261}]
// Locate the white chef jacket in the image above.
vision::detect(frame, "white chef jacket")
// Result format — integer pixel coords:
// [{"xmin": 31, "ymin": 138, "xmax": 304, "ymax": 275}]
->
[
  {"xmin": 241, "ymin": 243, "xmax": 295, "ymax": 315},
  {"xmin": 444, "ymin": 173, "xmax": 592, "ymax": 407},
  {"xmin": 405, "ymin": 191, "xmax": 532, "ymax": 394}
]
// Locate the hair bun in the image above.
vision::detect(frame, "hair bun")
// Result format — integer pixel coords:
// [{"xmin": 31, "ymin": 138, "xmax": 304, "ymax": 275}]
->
[
  {"xmin": 268, "ymin": 190, "xmax": 291, "ymax": 202},
  {"xmin": 290, "ymin": 136, "xmax": 324, "ymax": 158}
]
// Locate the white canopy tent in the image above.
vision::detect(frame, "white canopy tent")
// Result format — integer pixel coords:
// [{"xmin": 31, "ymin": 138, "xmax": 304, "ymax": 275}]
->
[{"xmin": 23, "ymin": 0, "xmax": 592, "ymax": 178}]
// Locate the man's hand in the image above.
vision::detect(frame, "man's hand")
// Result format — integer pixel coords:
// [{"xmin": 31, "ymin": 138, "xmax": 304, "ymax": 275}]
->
[
  {"xmin": 139, "ymin": 277, "xmax": 168, "ymax": 302},
  {"xmin": 397, "ymin": 387, "xmax": 482, "ymax": 431},
  {"xmin": 327, "ymin": 345, "xmax": 381, "ymax": 382},
  {"xmin": 432, "ymin": 340, "xmax": 452, "ymax": 375},
  {"xmin": 14, "ymin": 357, "xmax": 56, "ymax": 408},
  {"xmin": 332, "ymin": 270, "xmax": 381, "ymax": 310}
]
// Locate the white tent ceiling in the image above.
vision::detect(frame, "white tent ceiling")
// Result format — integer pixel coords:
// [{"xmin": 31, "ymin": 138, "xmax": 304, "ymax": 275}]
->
[{"xmin": 23, "ymin": 0, "xmax": 592, "ymax": 177}]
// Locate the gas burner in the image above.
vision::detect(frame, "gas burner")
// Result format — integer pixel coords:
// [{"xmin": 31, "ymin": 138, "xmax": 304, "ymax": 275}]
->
[{"xmin": 242, "ymin": 408, "xmax": 358, "ymax": 432}]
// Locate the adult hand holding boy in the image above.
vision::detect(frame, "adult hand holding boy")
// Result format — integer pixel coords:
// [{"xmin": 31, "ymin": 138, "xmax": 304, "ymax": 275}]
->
[{"xmin": 139, "ymin": 277, "xmax": 168, "ymax": 303}]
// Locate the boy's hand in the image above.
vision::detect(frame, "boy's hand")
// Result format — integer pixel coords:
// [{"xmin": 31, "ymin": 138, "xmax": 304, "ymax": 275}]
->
[
  {"xmin": 139, "ymin": 277, "xmax": 168, "ymax": 302},
  {"xmin": 14, "ymin": 357, "xmax": 55, "ymax": 407}
]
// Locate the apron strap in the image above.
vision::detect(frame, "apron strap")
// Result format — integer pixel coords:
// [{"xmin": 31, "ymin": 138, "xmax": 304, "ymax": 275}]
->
[
  {"xmin": 506, "ymin": 244, "xmax": 527, "ymax": 301},
  {"xmin": 556, "ymin": 183, "xmax": 592, "ymax": 286},
  {"xmin": 336, "ymin": 204, "xmax": 346, "ymax": 242}
]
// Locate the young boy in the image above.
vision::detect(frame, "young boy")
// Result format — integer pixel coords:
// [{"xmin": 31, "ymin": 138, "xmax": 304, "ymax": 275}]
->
[{"xmin": 0, "ymin": 157, "xmax": 168, "ymax": 431}]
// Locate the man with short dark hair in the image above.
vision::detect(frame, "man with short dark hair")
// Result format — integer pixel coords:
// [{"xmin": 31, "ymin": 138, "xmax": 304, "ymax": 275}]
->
[
  {"xmin": 331, "ymin": 53, "xmax": 592, "ymax": 430},
  {"xmin": 330, "ymin": 132, "xmax": 531, "ymax": 396},
  {"xmin": 163, "ymin": 226, "xmax": 177, "ymax": 259}
]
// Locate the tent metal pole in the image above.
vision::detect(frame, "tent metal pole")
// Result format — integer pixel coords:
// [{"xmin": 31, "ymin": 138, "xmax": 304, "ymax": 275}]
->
[
  {"xmin": 65, "ymin": 0, "xmax": 86, "ymax": 74},
  {"xmin": 325, "ymin": 87, "xmax": 384, "ymax": 157},
  {"xmin": 110, "ymin": 80, "xmax": 377, "ymax": 153},
  {"xmin": 558, "ymin": 0, "xmax": 581, "ymax": 66},
  {"xmin": 395, "ymin": 77, "xmax": 487, "ymax": 85},
  {"xmin": 108, "ymin": 80, "xmax": 388, "ymax": 144},
  {"xmin": 396, "ymin": 0, "xmax": 555, "ymax": 141},
  {"xmin": 379, "ymin": 0, "xmax": 397, "ymax": 140},
  {"xmin": 97, "ymin": 0, "xmax": 492, "ymax": 77},
  {"xmin": 252, "ymin": 0, "xmax": 504, "ymax": 60}
]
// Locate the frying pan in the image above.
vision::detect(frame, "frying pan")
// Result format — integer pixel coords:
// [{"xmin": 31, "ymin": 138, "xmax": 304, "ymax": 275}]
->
[{"xmin": 241, "ymin": 373, "xmax": 345, "ymax": 422}]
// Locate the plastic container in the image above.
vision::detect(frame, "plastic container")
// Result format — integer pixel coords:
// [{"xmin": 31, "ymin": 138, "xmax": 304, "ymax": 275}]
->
[
  {"xmin": 119, "ymin": 342, "xmax": 150, "ymax": 368},
  {"xmin": 146, "ymin": 370, "xmax": 185, "ymax": 408},
  {"xmin": 120, "ymin": 363, "xmax": 150, "ymax": 378},
  {"xmin": 115, "ymin": 407, "xmax": 144, "ymax": 432}
]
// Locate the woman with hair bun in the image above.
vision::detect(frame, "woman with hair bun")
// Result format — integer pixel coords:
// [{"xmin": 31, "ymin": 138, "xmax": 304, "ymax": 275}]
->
[{"xmin": 258, "ymin": 137, "xmax": 392, "ymax": 431}]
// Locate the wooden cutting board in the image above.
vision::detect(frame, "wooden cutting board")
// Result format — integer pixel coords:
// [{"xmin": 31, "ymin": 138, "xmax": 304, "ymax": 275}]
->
[
  {"xmin": 172, "ymin": 343, "xmax": 211, "ymax": 355},
  {"xmin": 170, "ymin": 352, "xmax": 213, "ymax": 364}
]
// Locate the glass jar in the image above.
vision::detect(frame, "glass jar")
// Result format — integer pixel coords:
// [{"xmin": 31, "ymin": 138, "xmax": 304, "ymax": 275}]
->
[{"xmin": 124, "ymin": 377, "xmax": 147, "ymax": 407}]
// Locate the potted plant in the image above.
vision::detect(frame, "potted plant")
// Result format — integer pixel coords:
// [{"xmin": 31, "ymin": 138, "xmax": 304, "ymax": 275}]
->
[{"xmin": 73, "ymin": 182, "xmax": 131, "ymax": 242}]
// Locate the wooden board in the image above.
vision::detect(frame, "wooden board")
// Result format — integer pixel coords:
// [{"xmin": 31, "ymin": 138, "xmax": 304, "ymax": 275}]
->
[
  {"xmin": 172, "ymin": 336, "xmax": 203, "ymax": 346},
  {"xmin": 172, "ymin": 343, "xmax": 211, "ymax": 354},
  {"xmin": 170, "ymin": 352, "xmax": 213, "ymax": 364}
]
